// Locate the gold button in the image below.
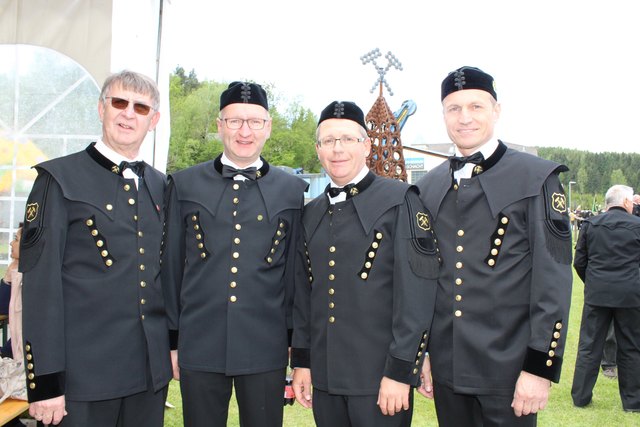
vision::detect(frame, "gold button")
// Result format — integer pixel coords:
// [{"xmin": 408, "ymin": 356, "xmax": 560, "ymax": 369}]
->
[
  {"xmin": 231, "ymin": 266, "xmax": 238, "ymax": 273},
  {"xmin": 233, "ymin": 183, "xmax": 240, "ymax": 190},
  {"xmin": 372, "ymin": 242, "xmax": 379, "ymax": 249},
  {"xmin": 28, "ymin": 373, "xmax": 34, "ymax": 380},
  {"xmin": 133, "ymin": 215, "xmax": 138, "ymax": 221},
  {"xmin": 235, "ymin": 224, "xmax": 241, "ymax": 230},
  {"xmin": 329, "ymin": 316, "xmax": 335, "ymax": 323},
  {"xmin": 274, "ymin": 240, "xmax": 280, "ymax": 245},
  {"xmin": 457, "ymin": 229, "xmax": 464, "ymax": 237},
  {"xmin": 29, "ymin": 383, "xmax": 36, "ymax": 390},
  {"xmin": 456, "ymin": 245, "xmax": 463, "ymax": 253},
  {"xmin": 96, "ymin": 240, "xmax": 104, "ymax": 247},
  {"xmin": 501, "ymin": 217, "xmax": 509, "ymax": 224},
  {"xmin": 271, "ymin": 249, "xmax": 276, "ymax": 254},
  {"xmin": 548, "ymin": 350, "xmax": 555, "ymax": 357},
  {"xmin": 105, "ymin": 259, "xmax": 113, "ymax": 267},
  {"xmin": 546, "ymin": 360, "xmax": 553, "ymax": 367},
  {"xmin": 494, "ymin": 238, "xmax": 502, "ymax": 246},
  {"xmin": 498, "ymin": 228, "xmax": 505, "ymax": 235},
  {"xmin": 234, "ymin": 238, "xmax": 240, "ymax": 244},
  {"xmin": 140, "ymin": 281, "xmax": 146, "ymax": 287},
  {"xmin": 423, "ymin": 333, "xmax": 427, "ymax": 339},
  {"xmin": 368, "ymin": 251, "xmax": 375, "ymax": 258},
  {"xmin": 328, "ymin": 274, "xmax": 335, "ymax": 280},
  {"xmin": 328, "ymin": 288, "xmax": 335, "ymax": 295},
  {"xmin": 91, "ymin": 230, "xmax": 98, "ymax": 236},
  {"xmin": 230, "ymin": 281, "xmax": 237, "ymax": 288},
  {"xmin": 488, "ymin": 259, "xmax": 495, "ymax": 266},
  {"xmin": 140, "ymin": 299, "xmax": 146, "ymax": 305},
  {"xmin": 86, "ymin": 219, "xmax": 94, "ymax": 226},
  {"xmin": 455, "ymin": 310, "xmax": 462, "ymax": 317},
  {"xmin": 329, "ymin": 302, "xmax": 335, "ymax": 309},
  {"xmin": 191, "ymin": 215, "xmax": 197, "ymax": 222},
  {"xmin": 139, "ymin": 248, "xmax": 145, "ymax": 254},
  {"xmin": 138, "ymin": 231, "xmax": 143, "ymax": 237},
  {"xmin": 555, "ymin": 322, "xmax": 563, "ymax": 330},
  {"xmin": 233, "ymin": 197, "xmax": 239, "ymax": 204},
  {"xmin": 196, "ymin": 234, "xmax": 202, "ymax": 240},
  {"xmin": 128, "ymin": 198, "xmax": 135, "ymax": 205},
  {"xmin": 277, "ymin": 230, "xmax": 282, "ymax": 236},
  {"xmin": 453, "ymin": 184, "xmax": 459, "ymax": 190},
  {"xmin": 257, "ymin": 215, "xmax": 264, "ymax": 221},
  {"xmin": 25, "ymin": 344, "xmax": 31, "ymax": 351},
  {"xmin": 139, "ymin": 264, "xmax": 145, "ymax": 271},
  {"xmin": 280, "ymin": 222, "xmax": 285, "ymax": 228},
  {"xmin": 491, "ymin": 248, "xmax": 498, "ymax": 256},
  {"xmin": 554, "ymin": 332, "xmax": 560, "ymax": 339},
  {"xmin": 376, "ymin": 232, "xmax": 383, "ymax": 239},
  {"xmin": 456, "ymin": 262, "xmax": 463, "ymax": 269},
  {"xmin": 230, "ymin": 296, "xmax": 237, "ymax": 303},
  {"xmin": 329, "ymin": 260, "xmax": 335, "ymax": 267},
  {"xmin": 267, "ymin": 257, "xmax": 273, "ymax": 263},
  {"xmin": 233, "ymin": 252, "xmax": 240, "ymax": 259},
  {"xmin": 201, "ymin": 253, "xmax": 207, "ymax": 259},
  {"xmin": 413, "ymin": 368, "xmax": 419, "ymax": 374},
  {"xmin": 329, "ymin": 246, "xmax": 336, "ymax": 253},
  {"xmin": 198, "ymin": 243, "xmax": 204, "ymax": 249},
  {"xmin": 141, "ymin": 315, "xmax": 145, "ymax": 320},
  {"xmin": 124, "ymin": 184, "xmax": 131, "ymax": 191},
  {"xmin": 551, "ymin": 341, "xmax": 558, "ymax": 348},
  {"xmin": 194, "ymin": 224, "xmax": 200, "ymax": 230},
  {"xmin": 27, "ymin": 363, "xmax": 33, "ymax": 370},
  {"xmin": 455, "ymin": 278, "xmax": 462, "ymax": 285},
  {"xmin": 233, "ymin": 211, "xmax": 237, "ymax": 217},
  {"xmin": 26, "ymin": 354, "xmax": 32, "ymax": 361},
  {"xmin": 365, "ymin": 262, "xmax": 372, "ymax": 268},
  {"xmin": 417, "ymin": 351, "xmax": 423, "ymax": 357},
  {"xmin": 455, "ymin": 295, "xmax": 462, "ymax": 301},
  {"xmin": 106, "ymin": 204, "xmax": 113, "ymax": 211},
  {"xmin": 361, "ymin": 272, "xmax": 368, "ymax": 279}
]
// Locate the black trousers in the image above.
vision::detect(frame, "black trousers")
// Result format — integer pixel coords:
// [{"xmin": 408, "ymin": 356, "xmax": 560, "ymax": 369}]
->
[
  {"xmin": 180, "ymin": 367, "xmax": 285, "ymax": 427},
  {"xmin": 601, "ymin": 319, "xmax": 617, "ymax": 370},
  {"xmin": 433, "ymin": 381, "xmax": 536, "ymax": 427},
  {"xmin": 38, "ymin": 384, "xmax": 168, "ymax": 427},
  {"xmin": 311, "ymin": 387, "xmax": 413, "ymax": 427},
  {"xmin": 571, "ymin": 304, "xmax": 640, "ymax": 410}
]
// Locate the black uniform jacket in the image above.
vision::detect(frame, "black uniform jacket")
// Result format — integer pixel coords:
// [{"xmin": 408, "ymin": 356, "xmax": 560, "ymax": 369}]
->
[
  {"xmin": 292, "ymin": 174, "xmax": 439, "ymax": 395},
  {"xmin": 19, "ymin": 144, "xmax": 172, "ymax": 402},
  {"xmin": 162, "ymin": 156, "xmax": 308, "ymax": 375},
  {"xmin": 573, "ymin": 207, "xmax": 640, "ymax": 307},
  {"xmin": 417, "ymin": 142, "xmax": 573, "ymax": 395}
]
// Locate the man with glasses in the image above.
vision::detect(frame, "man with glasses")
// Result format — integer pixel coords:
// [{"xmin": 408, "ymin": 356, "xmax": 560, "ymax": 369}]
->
[
  {"xmin": 20, "ymin": 70, "xmax": 171, "ymax": 426},
  {"xmin": 162, "ymin": 81, "xmax": 308, "ymax": 427},
  {"xmin": 290, "ymin": 101, "xmax": 438, "ymax": 427}
]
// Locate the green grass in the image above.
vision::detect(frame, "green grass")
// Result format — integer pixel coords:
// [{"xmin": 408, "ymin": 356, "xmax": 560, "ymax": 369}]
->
[{"xmin": 163, "ymin": 268, "xmax": 640, "ymax": 426}]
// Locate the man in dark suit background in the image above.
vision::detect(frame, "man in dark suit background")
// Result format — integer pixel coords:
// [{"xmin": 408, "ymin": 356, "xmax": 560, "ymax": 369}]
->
[{"xmin": 572, "ymin": 184, "xmax": 640, "ymax": 412}]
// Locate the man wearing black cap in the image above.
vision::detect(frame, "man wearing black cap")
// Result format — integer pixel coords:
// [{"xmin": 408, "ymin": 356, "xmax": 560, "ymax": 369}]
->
[
  {"xmin": 20, "ymin": 70, "xmax": 171, "ymax": 426},
  {"xmin": 416, "ymin": 67, "xmax": 573, "ymax": 426},
  {"xmin": 161, "ymin": 81, "xmax": 308, "ymax": 427},
  {"xmin": 290, "ymin": 101, "xmax": 439, "ymax": 427}
]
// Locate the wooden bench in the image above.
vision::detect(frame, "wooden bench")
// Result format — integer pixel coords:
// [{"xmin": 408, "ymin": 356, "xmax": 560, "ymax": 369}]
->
[{"xmin": 0, "ymin": 398, "xmax": 29, "ymax": 426}]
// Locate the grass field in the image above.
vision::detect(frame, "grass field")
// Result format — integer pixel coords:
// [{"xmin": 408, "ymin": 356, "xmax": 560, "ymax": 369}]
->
[{"xmin": 163, "ymin": 268, "xmax": 640, "ymax": 426}]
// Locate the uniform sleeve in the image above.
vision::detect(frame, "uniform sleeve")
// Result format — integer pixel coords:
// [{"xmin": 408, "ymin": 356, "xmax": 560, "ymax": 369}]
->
[
  {"xmin": 283, "ymin": 197, "xmax": 305, "ymax": 335},
  {"xmin": 19, "ymin": 169, "xmax": 67, "ymax": 402},
  {"xmin": 522, "ymin": 172, "xmax": 573, "ymax": 382},
  {"xmin": 573, "ymin": 222, "xmax": 589, "ymax": 283},
  {"xmin": 290, "ymin": 221, "xmax": 311, "ymax": 369},
  {"xmin": 383, "ymin": 187, "xmax": 439, "ymax": 386},
  {"xmin": 160, "ymin": 177, "xmax": 186, "ymax": 350}
]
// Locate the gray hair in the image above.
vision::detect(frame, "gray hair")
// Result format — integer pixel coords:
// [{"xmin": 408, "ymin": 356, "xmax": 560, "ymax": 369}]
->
[
  {"xmin": 100, "ymin": 70, "xmax": 160, "ymax": 110},
  {"xmin": 605, "ymin": 185, "xmax": 633, "ymax": 209}
]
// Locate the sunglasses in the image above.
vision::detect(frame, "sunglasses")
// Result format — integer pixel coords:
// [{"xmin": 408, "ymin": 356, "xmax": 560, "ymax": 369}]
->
[{"xmin": 105, "ymin": 96, "xmax": 154, "ymax": 116}]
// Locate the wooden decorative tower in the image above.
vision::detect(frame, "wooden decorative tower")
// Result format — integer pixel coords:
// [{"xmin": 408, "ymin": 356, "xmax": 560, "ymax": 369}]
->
[{"xmin": 361, "ymin": 48, "xmax": 408, "ymax": 182}]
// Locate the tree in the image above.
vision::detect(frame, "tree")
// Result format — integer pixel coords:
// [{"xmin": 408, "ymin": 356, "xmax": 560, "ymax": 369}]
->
[{"xmin": 610, "ymin": 168, "xmax": 628, "ymax": 186}]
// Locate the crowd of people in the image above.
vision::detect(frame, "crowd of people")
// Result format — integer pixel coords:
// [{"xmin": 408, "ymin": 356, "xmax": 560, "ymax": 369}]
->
[{"xmin": 1, "ymin": 65, "xmax": 636, "ymax": 427}]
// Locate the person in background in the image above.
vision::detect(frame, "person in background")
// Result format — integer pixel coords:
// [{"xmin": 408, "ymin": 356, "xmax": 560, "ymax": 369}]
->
[
  {"xmin": 291, "ymin": 101, "xmax": 438, "ymax": 427},
  {"xmin": 572, "ymin": 184, "xmax": 640, "ymax": 412},
  {"xmin": 416, "ymin": 66, "xmax": 573, "ymax": 426},
  {"xmin": 20, "ymin": 70, "xmax": 171, "ymax": 426},
  {"xmin": 162, "ymin": 81, "xmax": 308, "ymax": 427}
]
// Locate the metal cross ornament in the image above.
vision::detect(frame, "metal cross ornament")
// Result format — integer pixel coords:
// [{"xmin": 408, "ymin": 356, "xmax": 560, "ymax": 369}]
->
[{"xmin": 361, "ymin": 48, "xmax": 403, "ymax": 96}]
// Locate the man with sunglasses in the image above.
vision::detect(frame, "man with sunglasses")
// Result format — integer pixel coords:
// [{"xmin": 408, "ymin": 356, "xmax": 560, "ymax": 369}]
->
[
  {"xmin": 161, "ymin": 81, "xmax": 308, "ymax": 427},
  {"xmin": 290, "ymin": 101, "xmax": 438, "ymax": 427},
  {"xmin": 20, "ymin": 70, "xmax": 171, "ymax": 426}
]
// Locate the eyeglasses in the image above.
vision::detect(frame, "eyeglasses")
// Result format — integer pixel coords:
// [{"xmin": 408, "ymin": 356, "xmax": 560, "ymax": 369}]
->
[
  {"xmin": 317, "ymin": 136, "xmax": 366, "ymax": 148},
  {"xmin": 105, "ymin": 96, "xmax": 154, "ymax": 116},
  {"xmin": 220, "ymin": 118, "xmax": 269, "ymax": 130}
]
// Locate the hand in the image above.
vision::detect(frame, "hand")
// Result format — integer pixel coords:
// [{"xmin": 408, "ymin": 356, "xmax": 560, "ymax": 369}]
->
[
  {"xmin": 170, "ymin": 350, "xmax": 180, "ymax": 380},
  {"xmin": 29, "ymin": 395, "xmax": 67, "ymax": 425},
  {"xmin": 417, "ymin": 356, "xmax": 434, "ymax": 399},
  {"xmin": 377, "ymin": 377, "xmax": 410, "ymax": 416},
  {"xmin": 292, "ymin": 368, "xmax": 313, "ymax": 408},
  {"xmin": 511, "ymin": 371, "xmax": 551, "ymax": 417}
]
